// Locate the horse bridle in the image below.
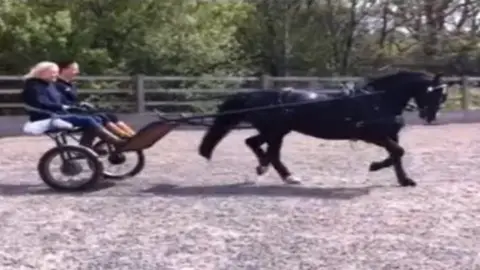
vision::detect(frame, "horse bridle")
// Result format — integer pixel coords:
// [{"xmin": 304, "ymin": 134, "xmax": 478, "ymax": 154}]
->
[
  {"xmin": 427, "ymin": 83, "xmax": 448, "ymax": 94},
  {"xmin": 387, "ymin": 83, "xmax": 448, "ymax": 113},
  {"xmin": 410, "ymin": 83, "xmax": 448, "ymax": 113}
]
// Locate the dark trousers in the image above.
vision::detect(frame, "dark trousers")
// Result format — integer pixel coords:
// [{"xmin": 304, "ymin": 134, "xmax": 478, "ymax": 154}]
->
[
  {"xmin": 94, "ymin": 112, "xmax": 119, "ymax": 124},
  {"xmin": 57, "ymin": 114, "xmax": 103, "ymax": 129}
]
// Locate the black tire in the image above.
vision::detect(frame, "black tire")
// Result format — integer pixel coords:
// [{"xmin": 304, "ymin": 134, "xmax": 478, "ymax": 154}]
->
[
  {"xmin": 37, "ymin": 145, "xmax": 103, "ymax": 192},
  {"xmin": 92, "ymin": 140, "xmax": 145, "ymax": 180}
]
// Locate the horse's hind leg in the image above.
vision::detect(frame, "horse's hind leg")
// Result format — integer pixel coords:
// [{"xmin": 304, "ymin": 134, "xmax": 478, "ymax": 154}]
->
[
  {"xmin": 245, "ymin": 134, "xmax": 270, "ymax": 175},
  {"xmin": 265, "ymin": 134, "xmax": 301, "ymax": 185}
]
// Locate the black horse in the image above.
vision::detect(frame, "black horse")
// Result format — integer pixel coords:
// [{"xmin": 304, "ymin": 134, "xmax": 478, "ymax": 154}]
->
[{"xmin": 197, "ymin": 71, "xmax": 448, "ymax": 187}]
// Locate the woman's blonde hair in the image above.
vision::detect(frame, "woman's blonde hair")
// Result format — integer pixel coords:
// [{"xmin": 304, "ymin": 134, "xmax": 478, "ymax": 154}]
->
[{"xmin": 23, "ymin": 61, "xmax": 59, "ymax": 79}]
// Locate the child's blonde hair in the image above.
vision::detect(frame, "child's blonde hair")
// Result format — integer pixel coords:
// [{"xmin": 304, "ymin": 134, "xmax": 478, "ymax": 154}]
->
[{"xmin": 23, "ymin": 61, "xmax": 59, "ymax": 79}]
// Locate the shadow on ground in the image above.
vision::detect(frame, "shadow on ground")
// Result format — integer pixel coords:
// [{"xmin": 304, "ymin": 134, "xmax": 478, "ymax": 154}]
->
[
  {"xmin": 0, "ymin": 181, "xmax": 384, "ymax": 199},
  {"xmin": 0, "ymin": 181, "xmax": 116, "ymax": 196},
  {"xmin": 142, "ymin": 182, "xmax": 380, "ymax": 200}
]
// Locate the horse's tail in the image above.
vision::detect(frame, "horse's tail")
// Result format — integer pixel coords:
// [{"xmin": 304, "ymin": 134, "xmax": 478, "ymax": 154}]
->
[{"xmin": 198, "ymin": 93, "xmax": 247, "ymax": 160}]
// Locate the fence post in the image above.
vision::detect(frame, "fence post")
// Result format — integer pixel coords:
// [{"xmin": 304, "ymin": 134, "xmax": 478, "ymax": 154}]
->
[
  {"xmin": 134, "ymin": 74, "xmax": 145, "ymax": 113},
  {"xmin": 260, "ymin": 74, "xmax": 272, "ymax": 89},
  {"xmin": 460, "ymin": 75, "xmax": 470, "ymax": 111}
]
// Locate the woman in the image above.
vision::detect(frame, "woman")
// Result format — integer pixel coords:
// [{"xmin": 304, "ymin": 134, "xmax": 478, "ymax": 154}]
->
[
  {"xmin": 21, "ymin": 61, "xmax": 125, "ymax": 145},
  {"xmin": 55, "ymin": 60, "xmax": 136, "ymax": 138}
]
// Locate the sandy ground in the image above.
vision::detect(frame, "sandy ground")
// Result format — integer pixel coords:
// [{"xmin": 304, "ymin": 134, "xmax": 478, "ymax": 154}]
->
[{"xmin": 0, "ymin": 124, "xmax": 479, "ymax": 270}]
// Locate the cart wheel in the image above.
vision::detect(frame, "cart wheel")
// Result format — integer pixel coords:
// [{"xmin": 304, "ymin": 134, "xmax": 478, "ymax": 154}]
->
[
  {"xmin": 37, "ymin": 145, "xmax": 103, "ymax": 192},
  {"xmin": 92, "ymin": 140, "xmax": 145, "ymax": 180}
]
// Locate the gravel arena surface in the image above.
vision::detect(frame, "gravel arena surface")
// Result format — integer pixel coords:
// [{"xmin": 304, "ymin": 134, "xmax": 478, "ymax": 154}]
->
[{"xmin": 0, "ymin": 124, "xmax": 480, "ymax": 270}]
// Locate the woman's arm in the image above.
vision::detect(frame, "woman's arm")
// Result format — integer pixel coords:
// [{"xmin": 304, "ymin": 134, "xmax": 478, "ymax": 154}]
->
[{"xmin": 29, "ymin": 85, "xmax": 65, "ymax": 112}]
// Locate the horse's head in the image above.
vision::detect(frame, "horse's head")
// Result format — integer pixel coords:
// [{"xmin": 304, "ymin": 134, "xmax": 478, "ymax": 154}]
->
[
  {"xmin": 365, "ymin": 71, "xmax": 448, "ymax": 123},
  {"xmin": 415, "ymin": 73, "xmax": 449, "ymax": 123}
]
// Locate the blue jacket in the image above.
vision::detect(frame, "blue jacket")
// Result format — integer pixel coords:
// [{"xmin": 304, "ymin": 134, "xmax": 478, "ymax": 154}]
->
[
  {"xmin": 55, "ymin": 78, "xmax": 78, "ymax": 105},
  {"xmin": 22, "ymin": 78, "xmax": 66, "ymax": 121}
]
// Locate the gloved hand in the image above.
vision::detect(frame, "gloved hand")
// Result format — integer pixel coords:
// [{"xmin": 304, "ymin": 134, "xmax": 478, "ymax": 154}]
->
[
  {"xmin": 63, "ymin": 105, "xmax": 87, "ymax": 113},
  {"xmin": 79, "ymin": 101, "xmax": 96, "ymax": 110}
]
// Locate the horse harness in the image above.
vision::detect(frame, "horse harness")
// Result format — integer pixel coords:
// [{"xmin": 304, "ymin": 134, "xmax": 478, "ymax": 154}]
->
[{"xmin": 278, "ymin": 87, "xmax": 394, "ymax": 128}]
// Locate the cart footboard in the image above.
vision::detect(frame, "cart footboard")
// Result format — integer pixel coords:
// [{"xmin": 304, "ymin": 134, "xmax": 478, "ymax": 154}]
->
[{"xmin": 117, "ymin": 121, "xmax": 178, "ymax": 152}]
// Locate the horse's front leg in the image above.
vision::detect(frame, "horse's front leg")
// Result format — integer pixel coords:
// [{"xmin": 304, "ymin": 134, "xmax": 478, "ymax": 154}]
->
[
  {"xmin": 385, "ymin": 138, "xmax": 416, "ymax": 186},
  {"xmin": 245, "ymin": 134, "xmax": 270, "ymax": 175},
  {"xmin": 367, "ymin": 136, "xmax": 416, "ymax": 187},
  {"xmin": 368, "ymin": 134, "xmax": 398, "ymax": 172},
  {"xmin": 369, "ymin": 157, "xmax": 393, "ymax": 172}
]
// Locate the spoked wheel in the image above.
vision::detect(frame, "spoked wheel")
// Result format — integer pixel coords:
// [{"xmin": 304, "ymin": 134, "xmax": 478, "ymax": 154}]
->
[
  {"xmin": 92, "ymin": 140, "xmax": 145, "ymax": 180},
  {"xmin": 37, "ymin": 145, "xmax": 103, "ymax": 192}
]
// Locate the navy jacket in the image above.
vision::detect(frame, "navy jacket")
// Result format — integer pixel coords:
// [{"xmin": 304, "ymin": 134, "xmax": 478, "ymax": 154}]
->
[
  {"xmin": 55, "ymin": 78, "xmax": 78, "ymax": 105},
  {"xmin": 22, "ymin": 78, "xmax": 66, "ymax": 121}
]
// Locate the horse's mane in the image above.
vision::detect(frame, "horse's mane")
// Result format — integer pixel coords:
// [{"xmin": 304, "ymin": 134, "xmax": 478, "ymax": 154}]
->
[{"xmin": 365, "ymin": 69, "xmax": 433, "ymax": 85}]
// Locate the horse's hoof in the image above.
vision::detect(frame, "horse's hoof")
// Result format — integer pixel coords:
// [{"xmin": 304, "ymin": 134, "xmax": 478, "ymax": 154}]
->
[
  {"xmin": 256, "ymin": 165, "xmax": 268, "ymax": 176},
  {"xmin": 282, "ymin": 175, "xmax": 302, "ymax": 185},
  {"xmin": 400, "ymin": 178, "xmax": 417, "ymax": 187},
  {"xmin": 369, "ymin": 162, "xmax": 383, "ymax": 172}
]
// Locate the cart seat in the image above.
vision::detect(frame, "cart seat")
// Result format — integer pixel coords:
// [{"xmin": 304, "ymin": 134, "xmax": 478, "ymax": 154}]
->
[{"xmin": 23, "ymin": 118, "xmax": 76, "ymax": 135}]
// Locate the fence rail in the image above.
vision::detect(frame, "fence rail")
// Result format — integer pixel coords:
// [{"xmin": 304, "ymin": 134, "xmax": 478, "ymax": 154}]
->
[{"xmin": 0, "ymin": 75, "xmax": 478, "ymax": 114}]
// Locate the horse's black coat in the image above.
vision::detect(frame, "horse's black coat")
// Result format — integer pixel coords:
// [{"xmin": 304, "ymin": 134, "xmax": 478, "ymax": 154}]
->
[{"xmin": 198, "ymin": 71, "xmax": 447, "ymax": 186}]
